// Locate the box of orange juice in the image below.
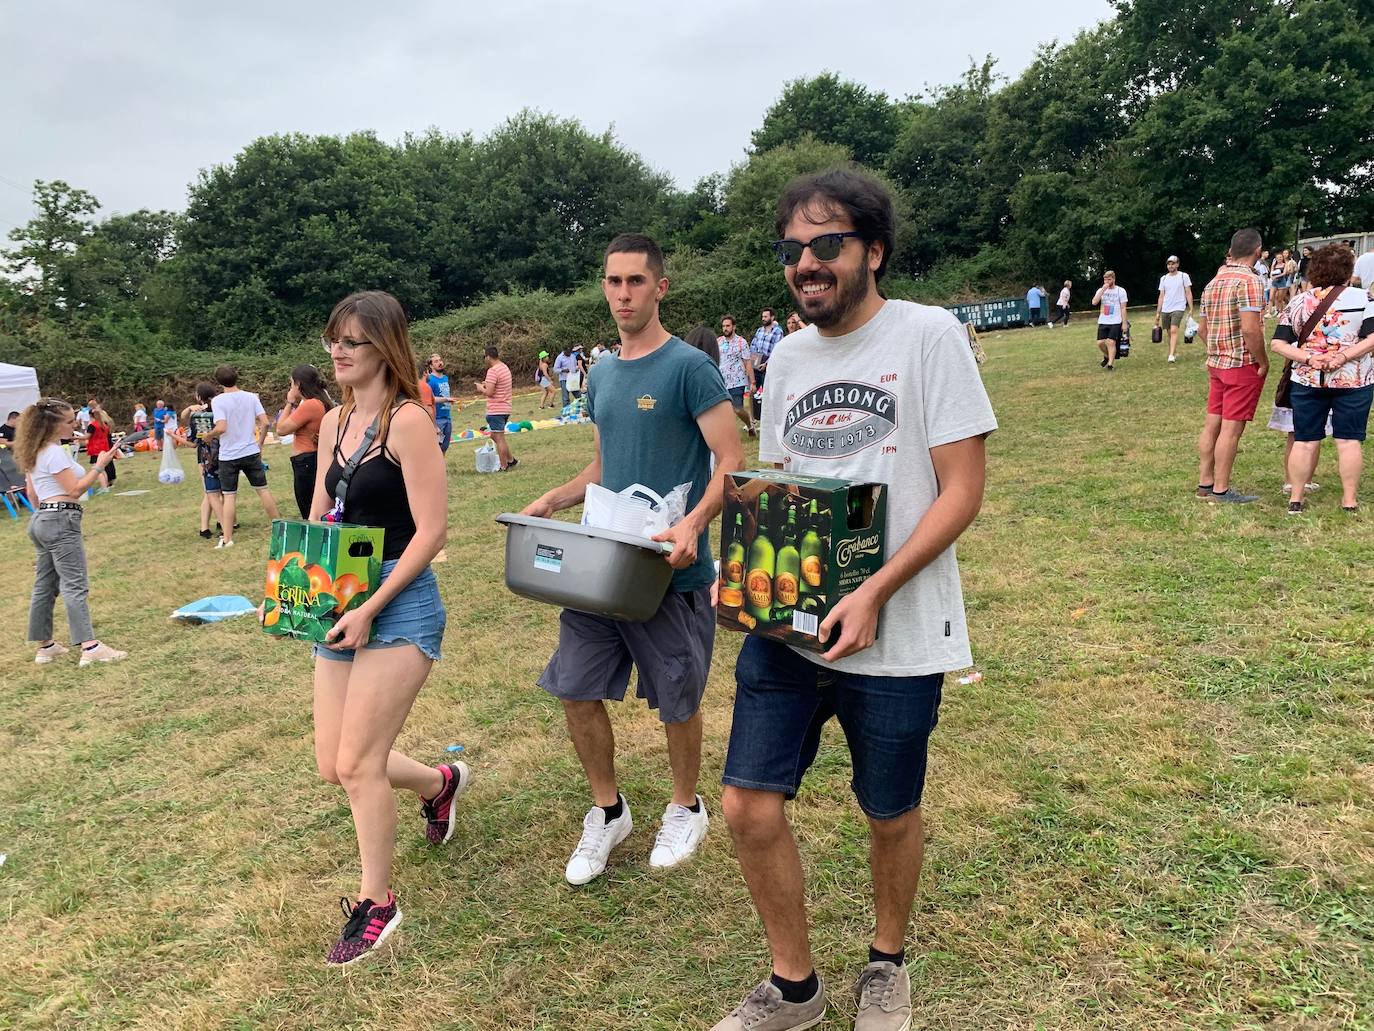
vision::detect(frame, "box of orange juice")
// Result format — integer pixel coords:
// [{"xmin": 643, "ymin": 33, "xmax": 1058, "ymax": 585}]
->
[{"xmin": 261, "ymin": 519, "xmax": 384, "ymax": 642}]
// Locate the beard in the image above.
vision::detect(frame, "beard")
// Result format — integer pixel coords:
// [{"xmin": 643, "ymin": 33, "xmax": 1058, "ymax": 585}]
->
[{"xmin": 789, "ymin": 261, "xmax": 870, "ymax": 330}]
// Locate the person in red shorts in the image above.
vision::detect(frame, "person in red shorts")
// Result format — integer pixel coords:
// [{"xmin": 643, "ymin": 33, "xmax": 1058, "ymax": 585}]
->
[{"xmin": 1196, "ymin": 229, "xmax": 1269, "ymax": 503}]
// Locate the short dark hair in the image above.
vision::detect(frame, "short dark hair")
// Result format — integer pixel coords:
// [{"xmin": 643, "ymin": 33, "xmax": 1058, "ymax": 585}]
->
[
  {"xmin": 722, "ymin": 314, "xmax": 735, "ymax": 324},
  {"xmin": 605, "ymin": 233, "xmax": 665, "ymax": 280},
  {"xmin": 214, "ymin": 364, "xmax": 239, "ymax": 387},
  {"xmin": 1228, "ymin": 228, "xmax": 1263, "ymax": 259},
  {"xmin": 194, "ymin": 381, "xmax": 218, "ymax": 404},
  {"xmin": 6, "ymin": 411, "xmax": 18, "ymax": 420},
  {"xmin": 1306, "ymin": 243, "xmax": 1355, "ymax": 289},
  {"xmin": 775, "ymin": 167, "xmax": 897, "ymax": 282},
  {"xmin": 484, "ymin": 346, "xmax": 500, "ymax": 359},
  {"xmin": 761, "ymin": 307, "xmax": 774, "ymax": 317}
]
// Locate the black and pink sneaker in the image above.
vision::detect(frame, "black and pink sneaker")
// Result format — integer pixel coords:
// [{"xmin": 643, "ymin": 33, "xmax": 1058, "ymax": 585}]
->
[
  {"xmin": 325, "ymin": 893, "xmax": 401, "ymax": 967},
  {"xmin": 420, "ymin": 761, "xmax": 471, "ymax": 845}
]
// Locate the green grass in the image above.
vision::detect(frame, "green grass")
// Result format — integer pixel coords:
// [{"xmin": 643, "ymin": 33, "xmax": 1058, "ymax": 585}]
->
[{"xmin": 2, "ymin": 314, "xmax": 1372, "ymax": 1029}]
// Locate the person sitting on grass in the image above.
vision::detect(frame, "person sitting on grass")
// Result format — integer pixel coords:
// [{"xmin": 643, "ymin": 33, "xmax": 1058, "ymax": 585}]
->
[
  {"xmin": 14, "ymin": 398, "xmax": 126, "ymax": 667},
  {"xmin": 308, "ymin": 290, "xmax": 462, "ymax": 967}
]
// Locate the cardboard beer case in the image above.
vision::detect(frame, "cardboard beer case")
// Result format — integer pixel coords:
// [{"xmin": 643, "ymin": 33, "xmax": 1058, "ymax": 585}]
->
[
  {"xmin": 718, "ymin": 471, "xmax": 887, "ymax": 651},
  {"xmin": 261, "ymin": 519, "xmax": 384, "ymax": 643}
]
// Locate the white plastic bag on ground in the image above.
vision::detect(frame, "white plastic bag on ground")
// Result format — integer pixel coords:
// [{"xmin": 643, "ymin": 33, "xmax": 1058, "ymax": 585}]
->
[
  {"xmin": 582, "ymin": 482, "xmax": 691, "ymax": 537},
  {"xmin": 158, "ymin": 435, "xmax": 185, "ymax": 484},
  {"xmin": 475, "ymin": 443, "xmax": 500, "ymax": 474},
  {"xmin": 1185, "ymin": 316, "xmax": 1199, "ymax": 341}
]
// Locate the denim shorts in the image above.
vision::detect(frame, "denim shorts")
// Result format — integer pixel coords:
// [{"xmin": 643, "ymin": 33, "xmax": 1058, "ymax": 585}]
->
[
  {"xmin": 485, "ymin": 414, "xmax": 509, "ymax": 433},
  {"xmin": 723, "ymin": 636, "xmax": 943, "ymax": 819},
  {"xmin": 1290, "ymin": 382, "xmax": 1374, "ymax": 442},
  {"xmin": 728, "ymin": 386, "xmax": 747, "ymax": 409},
  {"xmin": 313, "ymin": 560, "xmax": 445, "ymax": 663}
]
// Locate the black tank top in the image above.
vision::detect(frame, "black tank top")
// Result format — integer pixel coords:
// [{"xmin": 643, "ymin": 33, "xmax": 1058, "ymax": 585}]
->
[{"xmin": 323, "ymin": 404, "xmax": 417, "ymax": 561}]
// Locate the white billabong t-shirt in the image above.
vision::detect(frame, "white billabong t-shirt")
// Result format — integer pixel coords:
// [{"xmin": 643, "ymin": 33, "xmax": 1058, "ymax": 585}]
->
[
  {"xmin": 211, "ymin": 390, "xmax": 266, "ymax": 461},
  {"xmin": 759, "ymin": 299, "xmax": 998, "ymax": 676},
  {"xmin": 1157, "ymin": 271, "xmax": 1192, "ymax": 313}
]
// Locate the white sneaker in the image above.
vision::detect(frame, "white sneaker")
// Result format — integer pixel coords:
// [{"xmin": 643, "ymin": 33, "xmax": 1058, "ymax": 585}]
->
[
  {"xmin": 79, "ymin": 642, "xmax": 127, "ymax": 666},
  {"xmin": 35, "ymin": 642, "xmax": 69, "ymax": 664},
  {"xmin": 1168, "ymin": 355, "xmax": 1177, "ymax": 363},
  {"xmin": 215, "ymin": 537, "xmax": 234, "ymax": 549},
  {"xmin": 565, "ymin": 796, "xmax": 632, "ymax": 885},
  {"xmin": 649, "ymin": 795, "xmax": 708, "ymax": 869}
]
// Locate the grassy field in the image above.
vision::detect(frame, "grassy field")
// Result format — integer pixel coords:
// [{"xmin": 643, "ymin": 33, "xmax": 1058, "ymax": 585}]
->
[{"xmin": 2, "ymin": 314, "xmax": 1372, "ymax": 1030}]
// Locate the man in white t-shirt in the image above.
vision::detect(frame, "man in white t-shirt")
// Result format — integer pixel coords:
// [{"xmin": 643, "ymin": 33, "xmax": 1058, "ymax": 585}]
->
[
  {"xmin": 1093, "ymin": 270, "xmax": 1129, "ymax": 371},
  {"xmin": 711, "ymin": 168, "xmax": 997, "ymax": 1031},
  {"xmin": 1154, "ymin": 255, "xmax": 1195, "ymax": 364},
  {"xmin": 1353, "ymin": 247, "xmax": 1374, "ymax": 298},
  {"xmin": 203, "ymin": 364, "xmax": 279, "ymax": 548}
]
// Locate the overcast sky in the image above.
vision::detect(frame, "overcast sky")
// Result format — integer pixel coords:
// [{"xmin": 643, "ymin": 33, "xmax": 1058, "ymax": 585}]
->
[{"xmin": 2, "ymin": 0, "xmax": 1113, "ymax": 233}]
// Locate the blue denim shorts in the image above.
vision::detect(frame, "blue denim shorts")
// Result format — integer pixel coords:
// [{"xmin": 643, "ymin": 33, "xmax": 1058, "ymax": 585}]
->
[
  {"xmin": 313, "ymin": 560, "xmax": 445, "ymax": 663},
  {"xmin": 723, "ymin": 635, "xmax": 943, "ymax": 819}
]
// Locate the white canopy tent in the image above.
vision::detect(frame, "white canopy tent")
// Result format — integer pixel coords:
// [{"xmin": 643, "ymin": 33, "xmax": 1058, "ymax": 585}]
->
[{"xmin": 0, "ymin": 362, "xmax": 39, "ymax": 419}]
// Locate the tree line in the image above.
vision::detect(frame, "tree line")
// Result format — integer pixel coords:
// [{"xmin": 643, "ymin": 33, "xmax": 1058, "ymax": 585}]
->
[{"xmin": 3, "ymin": 0, "xmax": 1371, "ymax": 385}]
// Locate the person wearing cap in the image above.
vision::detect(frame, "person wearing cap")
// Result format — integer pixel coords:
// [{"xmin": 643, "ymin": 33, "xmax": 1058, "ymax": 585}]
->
[
  {"xmin": 537, "ymin": 350, "xmax": 556, "ymax": 409},
  {"xmin": 1155, "ymin": 255, "xmax": 1194, "ymax": 364}
]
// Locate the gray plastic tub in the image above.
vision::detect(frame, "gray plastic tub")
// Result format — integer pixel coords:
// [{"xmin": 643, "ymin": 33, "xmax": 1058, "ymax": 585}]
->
[{"xmin": 496, "ymin": 513, "xmax": 674, "ymax": 622}]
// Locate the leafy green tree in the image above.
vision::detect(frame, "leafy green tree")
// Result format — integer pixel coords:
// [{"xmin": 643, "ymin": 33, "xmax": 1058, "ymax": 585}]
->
[
  {"xmin": 753, "ymin": 74, "xmax": 901, "ymax": 168},
  {"xmin": 722, "ymin": 136, "xmax": 855, "ymax": 260},
  {"xmin": 3, "ymin": 180, "xmax": 100, "ymax": 318}
]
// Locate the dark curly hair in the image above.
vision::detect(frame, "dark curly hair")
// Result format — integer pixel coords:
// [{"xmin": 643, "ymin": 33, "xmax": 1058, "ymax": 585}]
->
[
  {"xmin": 1305, "ymin": 243, "xmax": 1355, "ymax": 290},
  {"xmin": 775, "ymin": 168, "xmax": 897, "ymax": 282}
]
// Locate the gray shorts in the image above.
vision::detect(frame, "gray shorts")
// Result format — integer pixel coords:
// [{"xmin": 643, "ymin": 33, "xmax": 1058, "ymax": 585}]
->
[
  {"xmin": 537, "ymin": 586, "xmax": 715, "ymax": 724},
  {"xmin": 1162, "ymin": 309, "xmax": 1187, "ymax": 329}
]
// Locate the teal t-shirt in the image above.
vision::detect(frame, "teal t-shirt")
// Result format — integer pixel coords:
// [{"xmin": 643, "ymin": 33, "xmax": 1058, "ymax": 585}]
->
[{"xmin": 586, "ymin": 336, "xmax": 729, "ymax": 592}]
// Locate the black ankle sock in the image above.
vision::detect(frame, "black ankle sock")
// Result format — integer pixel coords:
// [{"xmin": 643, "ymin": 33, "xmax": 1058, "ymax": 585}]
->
[
  {"xmin": 83, "ymin": 641, "xmax": 100, "ymax": 652},
  {"xmin": 770, "ymin": 970, "xmax": 819, "ymax": 1004},
  {"xmin": 686, "ymin": 796, "xmax": 702, "ymax": 813},
  {"xmin": 600, "ymin": 797, "xmax": 623, "ymax": 822},
  {"xmin": 869, "ymin": 945, "xmax": 905, "ymax": 967}
]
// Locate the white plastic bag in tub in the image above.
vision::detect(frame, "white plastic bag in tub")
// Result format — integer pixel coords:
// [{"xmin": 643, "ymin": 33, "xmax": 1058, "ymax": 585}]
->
[
  {"xmin": 582, "ymin": 482, "xmax": 691, "ymax": 537},
  {"xmin": 475, "ymin": 443, "xmax": 501, "ymax": 474},
  {"xmin": 158, "ymin": 435, "xmax": 185, "ymax": 484}
]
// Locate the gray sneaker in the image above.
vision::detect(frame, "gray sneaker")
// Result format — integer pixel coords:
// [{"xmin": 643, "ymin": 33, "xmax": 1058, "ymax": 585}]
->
[
  {"xmin": 1208, "ymin": 488, "xmax": 1258, "ymax": 504},
  {"xmin": 854, "ymin": 961, "xmax": 912, "ymax": 1030},
  {"xmin": 711, "ymin": 977, "xmax": 827, "ymax": 1031}
]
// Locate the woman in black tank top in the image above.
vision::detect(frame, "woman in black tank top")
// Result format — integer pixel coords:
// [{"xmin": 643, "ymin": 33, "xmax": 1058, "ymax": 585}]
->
[{"xmin": 305, "ymin": 291, "xmax": 465, "ymax": 968}]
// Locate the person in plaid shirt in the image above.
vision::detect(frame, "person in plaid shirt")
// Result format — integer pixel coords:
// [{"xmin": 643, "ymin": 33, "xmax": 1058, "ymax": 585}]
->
[
  {"xmin": 1195, "ymin": 228, "xmax": 1269, "ymax": 504},
  {"xmin": 750, "ymin": 308, "xmax": 784, "ymax": 418}
]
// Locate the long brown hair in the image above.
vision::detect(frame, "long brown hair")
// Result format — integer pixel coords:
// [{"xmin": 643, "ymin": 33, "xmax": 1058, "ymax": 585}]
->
[
  {"xmin": 322, "ymin": 291, "xmax": 420, "ymax": 444},
  {"xmin": 14, "ymin": 398, "xmax": 73, "ymax": 474}
]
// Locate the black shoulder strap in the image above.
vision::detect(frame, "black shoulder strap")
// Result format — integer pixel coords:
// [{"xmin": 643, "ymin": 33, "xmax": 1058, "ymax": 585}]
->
[{"xmin": 331, "ymin": 413, "xmax": 381, "ymax": 513}]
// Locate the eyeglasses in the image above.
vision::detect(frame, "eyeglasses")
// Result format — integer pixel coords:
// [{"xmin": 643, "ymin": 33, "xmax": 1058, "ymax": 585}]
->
[
  {"xmin": 320, "ymin": 336, "xmax": 373, "ymax": 356},
  {"xmin": 771, "ymin": 231, "xmax": 863, "ymax": 266}
]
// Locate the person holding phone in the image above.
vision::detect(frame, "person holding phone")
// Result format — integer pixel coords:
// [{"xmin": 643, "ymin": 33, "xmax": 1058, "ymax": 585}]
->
[{"xmin": 15, "ymin": 398, "xmax": 127, "ymax": 666}]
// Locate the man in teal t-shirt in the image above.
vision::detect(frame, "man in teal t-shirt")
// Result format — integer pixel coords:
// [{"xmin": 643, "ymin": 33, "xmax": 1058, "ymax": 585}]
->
[{"xmin": 523, "ymin": 233, "xmax": 742, "ymax": 887}]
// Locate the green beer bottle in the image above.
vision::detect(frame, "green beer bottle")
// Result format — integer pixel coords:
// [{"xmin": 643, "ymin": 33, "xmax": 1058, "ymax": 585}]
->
[
  {"xmin": 775, "ymin": 507, "xmax": 800, "ymax": 608},
  {"xmin": 746, "ymin": 493, "xmax": 775, "ymax": 623},
  {"xmin": 800, "ymin": 499, "xmax": 823, "ymax": 595},
  {"xmin": 721, "ymin": 512, "xmax": 746, "ymax": 611}
]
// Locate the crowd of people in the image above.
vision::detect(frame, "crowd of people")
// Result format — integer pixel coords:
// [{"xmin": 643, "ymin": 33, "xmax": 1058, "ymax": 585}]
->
[{"xmin": 12, "ymin": 163, "xmax": 1374, "ymax": 1029}]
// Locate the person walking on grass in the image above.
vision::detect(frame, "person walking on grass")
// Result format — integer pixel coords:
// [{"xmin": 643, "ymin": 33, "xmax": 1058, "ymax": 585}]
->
[
  {"xmin": 16, "ymin": 399, "xmax": 127, "ymax": 667},
  {"xmin": 750, "ymin": 307, "xmax": 784, "ymax": 419},
  {"xmin": 554, "ymin": 346, "xmax": 576, "ymax": 407},
  {"xmin": 307, "ymin": 290, "xmax": 463, "ymax": 967},
  {"xmin": 711, "ymin": 168, "xmax": 996, "ymax": 1031},
  {"xmin": 184, "ymin": 382, "xmax": 227, "ymax": 540},
  {"xmin": 132, "ymin": 402, "xmax": 147, "ymax": 433},
  {"xmin": 202, "ymin": 365, "xmax": 281, "ymax": 548},
  {"xmin": 1270, "ymin": 244, "xmax": 1374, "ymax": 514},
  {"xmin": 1093, "ymin": 271, "xmax": 1128, "ymax": 370},
  {"xmin": 1155, "ymin": 255, "xmax": 1194, "ymax": 363},
  {"xmin": 717, "ymin": 314, "xmax": 757, "ymax": 437},
  {"xmin": 474, "ymin": 346, "xmax": 517, "ymax": 471},
  {"xmin": 1025, "ymin": 283, "xmax": 1045, "ymax": 326},
  {"xmin": 521, "ymin": 233, "xmax": 742, "ymax": 887},
  {"xmin": 537, "ymin": 351, "xmax": 557, "ymax": 409},
  {"xmin": 1052, "ymin": 280, "xmax": 1072, "ymax": 327},
  {"xmin": 274, "ymin": 364, "xmax": 334, "ymax": 519},
  {"xmin": 1195, "ymin": 228, "xmax": 1269, "ymax": 504}
]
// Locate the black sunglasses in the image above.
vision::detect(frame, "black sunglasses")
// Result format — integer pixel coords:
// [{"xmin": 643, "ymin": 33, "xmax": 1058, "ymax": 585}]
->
[{"xmin": 771, "ymin": 231, "xmax": 864, "ymax": 266}]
